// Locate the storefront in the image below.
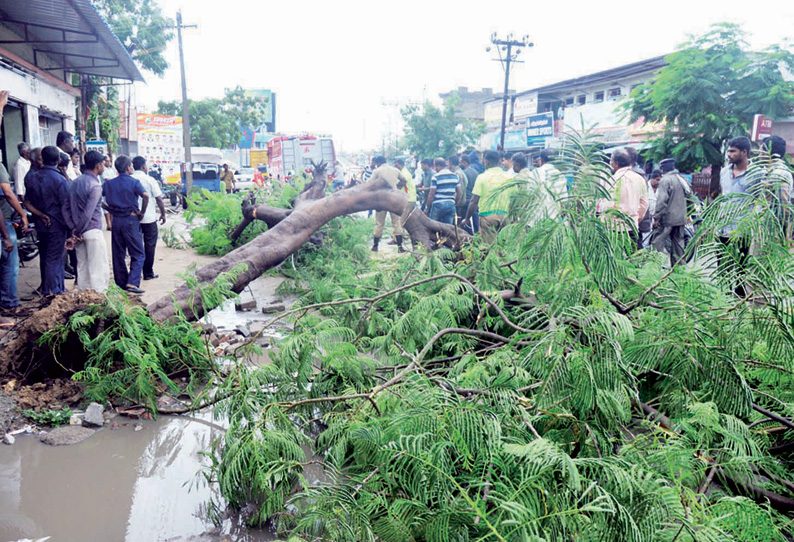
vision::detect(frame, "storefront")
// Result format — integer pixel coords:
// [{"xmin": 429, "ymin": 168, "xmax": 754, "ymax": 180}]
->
[{"xmin": 0, "ymin": 0, "xmax": 144, "ymax": 179}]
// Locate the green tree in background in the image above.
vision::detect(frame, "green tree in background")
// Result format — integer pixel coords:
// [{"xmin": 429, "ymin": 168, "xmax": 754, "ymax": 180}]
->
[
  {"xmin": 401, "ymin": 93, "xmax": 485, "ymax": 158},
  {"xmin": 157, "ymin": 86, "xmax": 271, "ymax": 148},
  {"xmin": 92, "ymin": 0, "xmax": 174, "ymax": 76},
  {"xmin": 627, "ymin": 23, "xmax": 794, "ymax": 196}
]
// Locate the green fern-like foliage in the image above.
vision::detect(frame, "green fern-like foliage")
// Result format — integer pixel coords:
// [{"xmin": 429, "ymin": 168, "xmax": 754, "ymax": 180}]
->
[
  {"xmin": 39, "ymin": 268, "xmax": 244, "ymax": 413},
  {"xmin": 204, "ymin": 129, "xmax": 794, "ymax": 540}
]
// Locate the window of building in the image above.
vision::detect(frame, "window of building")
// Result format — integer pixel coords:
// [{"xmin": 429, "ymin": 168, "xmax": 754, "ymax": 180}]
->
[
  {"xmin": 608, "ymin": 87, "xmax": 622, "ymax": 99},
  {"xmin": 593, "ymin": 91, "xmax": 604, "ymax": 103},
  {"xmin": 565, "ymin": 97, "xmax": 574, "ymax": 106},
  {"xmin": 577, "ymin": 94, "xmax": 586, "ymax": 105}
]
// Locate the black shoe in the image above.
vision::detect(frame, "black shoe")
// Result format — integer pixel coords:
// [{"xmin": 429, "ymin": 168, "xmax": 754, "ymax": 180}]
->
[
  {"xmin": 125, "ymin": 285, "xmax": 145, "ymax": 294},
  {"xmin": 64, "ymin": 271, "xmax": 75, "ymax": 280},
  {"xmin": 398, "ymin": 246, "xmax": 406, "ymax": 253},
  {"xmin": 143, "ymin": 274, "xmax": 160, "ymax": 280}
]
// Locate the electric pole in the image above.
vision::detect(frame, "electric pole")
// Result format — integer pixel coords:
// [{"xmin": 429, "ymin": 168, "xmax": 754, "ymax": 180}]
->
[
  {"xmin": 175, "ymin": 11, "xmax": 197, "ymax": 193},
  {"xmin": 487, "ymin": 33, "xmax": 533, "ymax": 151}
]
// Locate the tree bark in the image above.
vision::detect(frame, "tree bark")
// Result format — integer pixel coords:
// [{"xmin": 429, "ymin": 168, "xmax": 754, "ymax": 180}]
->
[{"xmin": 147, "ymin": 178, "xmax": 469, "ymax": 323}]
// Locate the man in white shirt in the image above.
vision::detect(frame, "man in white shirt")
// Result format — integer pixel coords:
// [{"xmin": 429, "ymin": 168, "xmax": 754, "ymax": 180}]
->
[
  {"xmin": 528, "ymin": 149, "xmax": 567, "ymax": 224},
  {"xmin": 131, "ymin": 156, "xmax": 166, "ymax": 280},
  {"xmin": 12, "ymin": 142, "xmax": 30, "ymax": 199}
]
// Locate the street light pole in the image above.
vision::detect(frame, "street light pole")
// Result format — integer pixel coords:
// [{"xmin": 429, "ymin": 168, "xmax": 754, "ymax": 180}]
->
[
  {"xmin": 488, "ymin": 33, "xmax": 533, "ymax": 151},
  {"xmin": 176, "ymin": 11, "xmax": 197, "ymax": 193}
]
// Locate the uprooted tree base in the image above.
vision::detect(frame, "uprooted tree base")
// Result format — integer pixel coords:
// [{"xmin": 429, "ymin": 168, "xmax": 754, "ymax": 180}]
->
[{"xmin": 0, "ymin": 290, "xmax": 108, "ymax": 381}]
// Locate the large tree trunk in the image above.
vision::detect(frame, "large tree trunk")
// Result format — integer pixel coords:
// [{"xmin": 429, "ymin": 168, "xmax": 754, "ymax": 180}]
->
[{"xmin": 147, "ymin": 178, "xmax": 469, "ymax": 323}]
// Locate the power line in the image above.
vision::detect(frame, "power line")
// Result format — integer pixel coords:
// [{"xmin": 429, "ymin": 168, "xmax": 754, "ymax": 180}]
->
[{"xmin": 487, "ymin": 33, "xmax": 533, "ymax": 151}]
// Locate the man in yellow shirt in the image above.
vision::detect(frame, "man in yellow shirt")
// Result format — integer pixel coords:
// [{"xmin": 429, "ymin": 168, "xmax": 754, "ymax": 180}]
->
[
  {"xmin": 368, "ymin": 155, "xmax": 408, "ymax": 252},
  {"xmin": 221, "ymin": 164, "xmax": 236, "ymax": 193},
  {"xmin": 461, "ymin": 150, "xmax": 511, "ymax": 244}
]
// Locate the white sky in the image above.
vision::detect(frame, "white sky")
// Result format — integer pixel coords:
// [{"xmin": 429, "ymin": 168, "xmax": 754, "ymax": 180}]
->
[{"xmin": 134, "ymin": 0, "xmax": 794, "ymax": 153}]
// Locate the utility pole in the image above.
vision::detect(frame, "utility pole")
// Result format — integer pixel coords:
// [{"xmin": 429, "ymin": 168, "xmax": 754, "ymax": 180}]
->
[
  {"xmin": 175, "ymin": 11, "xmax": 197, "ymax": 193},
  {"xmin": 488, "ymin": 33, "xmax": 533, "ymax": 151}
]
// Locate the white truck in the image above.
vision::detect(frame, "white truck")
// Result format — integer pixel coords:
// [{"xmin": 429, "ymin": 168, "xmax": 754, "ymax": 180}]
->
[{"xmin": 267, "ymin": 136, "xmax": 335, "ymax": 180}]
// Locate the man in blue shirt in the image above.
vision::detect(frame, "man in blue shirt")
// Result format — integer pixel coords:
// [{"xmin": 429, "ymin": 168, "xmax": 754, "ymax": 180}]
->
[
  {"xmin": 102, "ymin": 155, "xmax": 149, "ymax": 294},
  {"xmin": 26, "ymin": 146, "xmax": 69, "ymax": 295},
  {"xmin": 424, "ymin": 157, "xmax": 461, "ymax": 225}
]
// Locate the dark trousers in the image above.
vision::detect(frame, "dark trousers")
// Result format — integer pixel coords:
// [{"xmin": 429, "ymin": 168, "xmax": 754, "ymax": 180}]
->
[
  {"xmin": 38, "ymin": 228, "xmax": 67, "ymax": 295},
  {"xmin": 111, "ymin": 215, "xmax": 145, "ymax": 288},
  {"xmin": 652, "ymin": 225, "xmax": 685, "ymax": 266},
  {"xmin": 718, "ymin": 235, "xmax": 751, "ymax": 297},
  {"xmin": 67, "ymin": 248, "xmax": 77, "ymax": 278},
  {"xmin": 140, "ymin": 221, "xmax": 158, "ymax": 278}
]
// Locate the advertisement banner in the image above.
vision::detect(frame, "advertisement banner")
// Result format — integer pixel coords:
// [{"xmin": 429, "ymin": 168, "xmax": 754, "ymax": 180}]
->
[
  {"xmin": 504, "ymin": 129, "xmax": 527, "ymax": 150},
  {"xmin": 484, "ymin": 101, "xmax": 503, "ymax": 128},
  {"xmin": 137, "ymin": 114, "xmax": 183, "ymax": 184},
  {"xmin": 526, "ymin": 112, "xmax": 554, "ymax": 147}
]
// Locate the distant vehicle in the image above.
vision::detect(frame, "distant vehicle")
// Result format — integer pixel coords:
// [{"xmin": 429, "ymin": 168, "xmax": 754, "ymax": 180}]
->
[
  {"xmin": 236, "ymin": 167, "xmax": 257, "ymax": 191},
  {"xmin": 170, "ymin": 147, "xmax": 224, "ymax": 208},
  {"xmin": 267, "ymin": 135, "xmax": 335, "ymax": 181},
  {"xmin": 182, "ymin": 147, "xmax": 223, "ymax": 193}
]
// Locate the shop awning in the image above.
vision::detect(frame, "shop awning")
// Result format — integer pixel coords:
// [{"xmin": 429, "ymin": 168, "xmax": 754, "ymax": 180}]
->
[{"xmin": 0, "ymin": 0, "xmax": 144, "ymax": 82}]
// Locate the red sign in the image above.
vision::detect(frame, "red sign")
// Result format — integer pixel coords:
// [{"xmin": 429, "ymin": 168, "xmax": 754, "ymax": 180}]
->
[{"xmin": 751, "ymin": 114, "xmax": 773, "ymax": 141}]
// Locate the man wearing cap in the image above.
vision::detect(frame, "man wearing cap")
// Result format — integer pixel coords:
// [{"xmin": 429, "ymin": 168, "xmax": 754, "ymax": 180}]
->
[
  {"xmin": 368, "ymin": 155, "xmax": 408, "ymax": 253},
  {"xmin": 394, "ymin": 158, "xmax": 418, "ymax": 245},
  {"xmin": 652, "ymin": 158, "xmax": 690, "ymax": 266}
]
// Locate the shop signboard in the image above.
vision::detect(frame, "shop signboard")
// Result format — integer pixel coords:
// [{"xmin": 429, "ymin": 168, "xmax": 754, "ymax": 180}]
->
[
  {"xmin": 513, "ymin": 92, "xmax": 537, "ymax": 120},
  {"xmin": 86, "ymin": 140, "xmax": 107, "ymax": 157},
  {"xmin": 751, "ymin": 114, "xmax": 773, "ymax": 141},
  {"xmin": 504, "ymin": 129, "xmax": 527, "ymax": 150},
  {"xmin": 526, "ymin": 112, "xmax": 554, "ymax": 147}
]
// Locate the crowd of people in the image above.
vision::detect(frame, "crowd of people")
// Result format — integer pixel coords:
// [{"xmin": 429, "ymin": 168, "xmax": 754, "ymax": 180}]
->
[
  {"xmin": 0, "ymin": 90, "xmax": 167, "ymax": 317},
  {"xmin": 360, "ymin": 134, "xmax": 793, "ymax": 267}
]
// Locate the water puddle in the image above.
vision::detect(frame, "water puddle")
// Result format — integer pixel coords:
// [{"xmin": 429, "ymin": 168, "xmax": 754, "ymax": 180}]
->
[
  {"xmin": 0, "ymin": 412, "xmax": 278, "ymax": 542},
  {"xmin": 0, "ymin": 275, "xmax": 303, "ymax": 541}
]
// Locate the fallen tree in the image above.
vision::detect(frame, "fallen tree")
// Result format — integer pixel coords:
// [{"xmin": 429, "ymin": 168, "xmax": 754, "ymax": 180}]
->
[{"xmin": 148, "ymin": 169, "xmax": 469, "ymax": 323}]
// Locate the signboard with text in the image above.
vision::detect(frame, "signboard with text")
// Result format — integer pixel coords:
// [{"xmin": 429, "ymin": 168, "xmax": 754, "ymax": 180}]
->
[
  {"xmin": 513, "ymin": 92, "xmax": 537, "ymax": 120},
  {"xmin": 137, "ymin": 114, "xmax": 184, "ymax": 184},
  {"xmin": 526, "ymin": 112, "xmax": 554, "ymax": 147},
  {"xmin": 504, "ymin": 129, "xmax": 528, "ymax": 150},
  {"xmin": 751, "ymin": 114, "xmax": 773, "ymax": 141},
  {"xmin": 86, "ymin": 140, "xmax": 107, "ymax": 157}
]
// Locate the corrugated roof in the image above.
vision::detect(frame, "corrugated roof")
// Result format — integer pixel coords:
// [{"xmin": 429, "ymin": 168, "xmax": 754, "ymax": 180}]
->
[{"xmin": 0, "ymin": 0, "xmax": 144, "ymax": 82}]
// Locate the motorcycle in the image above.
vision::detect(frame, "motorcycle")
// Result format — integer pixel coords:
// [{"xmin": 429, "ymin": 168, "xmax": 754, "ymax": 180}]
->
[{"xmin": 14, "ymin": 212, "xmax": 38, "ymax": 264}]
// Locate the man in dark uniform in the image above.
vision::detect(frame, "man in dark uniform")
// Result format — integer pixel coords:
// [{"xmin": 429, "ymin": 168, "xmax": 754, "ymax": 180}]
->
[
  {"xmin": 102, "ymin": 155, "xmax": 149, "ymax": 294},
  {"xmin": 25, "ymin": 146, "xmax": 69, "ymax": 295}
]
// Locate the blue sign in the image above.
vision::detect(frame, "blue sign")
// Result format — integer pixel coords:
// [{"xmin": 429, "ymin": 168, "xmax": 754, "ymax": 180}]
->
[
  {"xmin": 504, "ymin": 129, "xmax": 527, "ymax": 150},
  {"xmin": 526, "ymin": 112, "xmax": 554, "ymax": 147}
]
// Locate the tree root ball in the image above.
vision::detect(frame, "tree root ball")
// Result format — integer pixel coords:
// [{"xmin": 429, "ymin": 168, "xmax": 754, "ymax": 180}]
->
[{"xmin": 0, "ymin": 290, "xmax": 107, "ymax": 378}]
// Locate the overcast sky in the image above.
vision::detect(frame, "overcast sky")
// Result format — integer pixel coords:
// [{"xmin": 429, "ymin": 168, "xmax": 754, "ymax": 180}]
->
[{"xmin": 134, "ymin": 0, "xmax": 794, "ymax": 152}]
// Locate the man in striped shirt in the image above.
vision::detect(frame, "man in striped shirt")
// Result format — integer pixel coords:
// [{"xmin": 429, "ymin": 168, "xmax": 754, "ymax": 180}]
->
[{"xmin": 424, "ymin": 157, "xmax": 461, "ymax": 225}]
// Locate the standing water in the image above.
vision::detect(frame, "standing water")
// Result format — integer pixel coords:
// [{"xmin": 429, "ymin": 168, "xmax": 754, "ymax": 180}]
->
[
  {"xmin": 0, "ymin": 412, "xmax": 277, "ymax": 541},
  {"xmin": 0, "ymin": 275, "xmax": 297, "ymax": 542}
]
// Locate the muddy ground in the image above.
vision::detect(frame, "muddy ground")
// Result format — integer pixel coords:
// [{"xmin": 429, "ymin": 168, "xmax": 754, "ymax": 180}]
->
[{"xmin": 0, "ymin": 213, "xmax": 217, "ymax": 428}]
